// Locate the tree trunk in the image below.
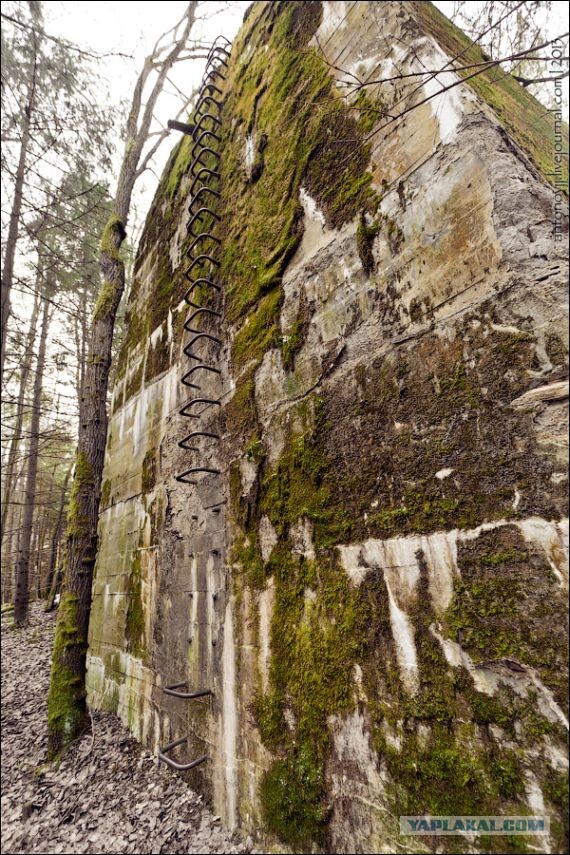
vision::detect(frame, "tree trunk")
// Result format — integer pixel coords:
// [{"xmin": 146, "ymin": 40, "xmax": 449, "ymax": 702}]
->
[
  {"xmin": 45, "ymin": 547, "xmax": 65, "ymax": 613},
  {"xmin": 13, "ymin": 291, "xmax": 51, "ymax": 625},
  {"xmin": 47, "ymin": 215, "xmax": 127, "ymax": 754},
  {"xmin": 47, "ymin": 0, "xmax": 198, "ymax": 757},
  {"xmin": 1, "ymin": 290, "xmax": 41, "ymax": 543},
  {"xmin": 1, "ymin": 32, "xmax": 38, "ymax": 386},
  {"xmin": 44, "ymin": 465, "xmax": 71, "ymax": 599},
  {"xmin": 34, "ymin": 503, "xmax": 49, "ymax": 599}
]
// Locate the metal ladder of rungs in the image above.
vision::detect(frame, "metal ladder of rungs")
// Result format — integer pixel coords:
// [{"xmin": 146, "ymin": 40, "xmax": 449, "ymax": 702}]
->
[{"xmin": 158, "ymin": 32, "xmax": 231, "ymax": 773}]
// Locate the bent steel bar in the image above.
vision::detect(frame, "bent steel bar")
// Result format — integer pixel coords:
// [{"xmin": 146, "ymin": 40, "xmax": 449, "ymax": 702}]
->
[
  {"xmin": 206, "ymin": 46, "xmax": 230, "ymax": 65},
  {"xmin": 178, "ymin": 430, "xmax": 220, "ymax": 450},
  {"xmin": 195, "ymin": 95, "xmax": 224, "ymax": 117},
  {"xmin": 191, "ymin": 146, "xmax": 222, "ymax": 174},
  {"xmin": 187, "ymin": 206, "xmax": 221, "ymax": 236},
  {"xmin": 198, "ymin": 82, "xmax": 224, "ymax": 99},
  {"xmin": 163, "ymin": 682, "xmax": 213, "ymax": 699},
  {"xmin": 186, "ymin": 254, "xmax": 220, "ymax": 275},
  {"xmin": 181, "ymin": 364, "xmax": 221, "ymax": 391},
  {"xmin": 190, "ymin": 167, "xmax": 220, "ymax": 196},
  {"xmin": 193, "ymin": 112, "xmax": 222, "ymax": 137},
  {"xmin": 176, "ymin": 467, "xmax": 222, "ymax": 485},
  {"xmin": 189, "ymin": 186, "xmax": 221, "ymax": 209},
  {"xmin": 206, "ymin": 39, "xmax": 230, "ymax": 60},
  {"xmin": 202, "ymin": 66, "xmax": 226, "ymax": 86},
  {"xmin": 183, "ymin": 332, "xmax": 222, "ymax": 356},
  {"xmin": 195, "ymin": 95, "xmax": 224, "ymax": 119},
  {"xmin": 205, "ymin": 53, "xmax": 229, "ymax": 73},
  {"xmin": 158, "ymin": 736, "xmax": 209, "ymax": 772},
  {"xmin": 179, "ymin": 397, "xmax": 221, "ymax": 418},
  {"xmin": 186, "ymin": 232, "xmax": 220, "ymax": 256},
  {"xmin": 191, "ymin": 130, "xmax": 222, "ymax": 160},
  {"xmin": 185, "ymin": 307, "xmax": 222, "ymax": 327},
  {"xmin": 184, "ymin": 278, "xmax": 221, "ymax": 301}
]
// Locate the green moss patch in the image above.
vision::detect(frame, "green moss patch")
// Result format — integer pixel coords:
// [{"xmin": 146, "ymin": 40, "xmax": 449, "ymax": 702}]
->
[
  {"xmin": 47, "ymin": 592, "xmax": 89, "ymax": 757},
  {"xmin": 220, "ymin": 0, "xmax": 377, "ymax": 376},
  {"xmin": 125, "ymin": 549, "xmax": 145, "ymax": 659},
  {"xmin": 445, "ymin": 525, "xmax": 569, "ymax": 713}
]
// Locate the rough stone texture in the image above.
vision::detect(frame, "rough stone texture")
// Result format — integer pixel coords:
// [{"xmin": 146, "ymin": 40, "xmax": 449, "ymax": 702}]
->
[{"xmin": 87, "ymin": 2, "xmax": 569, "ymax": 853}]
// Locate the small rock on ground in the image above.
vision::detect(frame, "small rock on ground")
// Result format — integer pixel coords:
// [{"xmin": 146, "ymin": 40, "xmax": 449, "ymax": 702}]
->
[{"xmin": 1, "ymin": 604, "xmax": 252, "ymax": 854}]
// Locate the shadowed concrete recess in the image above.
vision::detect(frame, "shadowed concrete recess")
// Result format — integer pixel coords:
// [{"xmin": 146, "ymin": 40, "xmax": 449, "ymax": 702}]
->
[{"xmin": 87, "ymin": 2, "xmax": 569, "ymax": 852}]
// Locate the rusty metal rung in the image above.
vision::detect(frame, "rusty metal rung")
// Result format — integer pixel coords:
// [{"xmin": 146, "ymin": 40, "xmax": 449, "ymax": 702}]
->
[
  {"xmin": 168, "ymin": 34, "xmax": 229, "ymax": 489},
  {"xmin": 158, "ymin": 736, "xmax": 209, "ymax": 772},
  {"xmin": 163, "ymin": 681, "xmax": 213, "ymax": 699}
]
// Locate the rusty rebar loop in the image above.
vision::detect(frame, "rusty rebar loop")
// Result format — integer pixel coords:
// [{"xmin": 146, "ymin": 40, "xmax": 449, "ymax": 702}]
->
[
  {"xmin": 186, "ymin": 236, "xmax": 221, "ymax": 264},
  {"xmin": 179, "ymin": 397, "xmax": 222, "ymax": 418},
  {"xmin": 189, "ymin": 167, "xmax": 220, "ymax": 196},
  {"xmin": 206, "ymin": 39, "xmax": 230, "ymax": 60},
  {"xmin": 183, "ymin": 276, "xmax": 221, "ymax": 298},
  {"xmin": 192, "ymin": 145, "xmax": 221, "ymax": 167},
  {"xmin": 195, "ymin": 93, "xmax": 223, "ymax": 116},
  {"xmin": 181, "ymin": 365, "xmax": 222, "ymax": 391},
  {"xmin": 192, "ymin": 112, "xmax": 222, "ymax": 139},
  {"xmin": 202, "ymin": 66, "xmax": 226, "ymax": 87},
  {"xmin": 182, "ymin": 365, "xmax": 222, "ymax": 381},
  {"xmin": 198, "ymin": 82, "xmax": 224, "ymax": 100},
  {"xmin": 191, "ymin": 149, "xmax": 221, "ymax": 177},
  {"xmin": 186, "ymin": 254, "xmax": 220, "ymax": 276},
  {"xmin": 206, "ymin": 46, "xmax": 230, "ymax": 64},
  {"xmin": 195, "ymin": 95, "xmax": 224, "ymax": 120},
  {"xmin": 178, "ymin": 430, "xmax": 220, "ymax": 450},
  {"xmin": 205, "ymin": 50, "xmax": 229, "ymax": 72},
  {"xmin": 185, "ymin": 266, "xmax": 219, "ymax": 289},
  {"xmin": 189, "ymin": 186, "xmax": 221, "ymax": 211},
  {"xmin": 158, "ymin": 736, "xmax": 209, "ymax": 771},
  {"xmin": 175, "ymin": 468, "xmax": 222, "ymax": 486},
  {"xmin": 163, "ymin": 682, "xmax": 213, "ymax": 700},
  {"xmin": 191, "ymin": 130, "xmax": 222, "ymax": 160},
  {"xmin": 187, "ymin": 205, "xmax": 220, "ymax": 235},
  {"xmin": 183, "ymin": 333, "xmax": 222, "ymax": 360},
  {"xmin": 186, "ymin": 307, "xmax": 222, "ymax": 326}
]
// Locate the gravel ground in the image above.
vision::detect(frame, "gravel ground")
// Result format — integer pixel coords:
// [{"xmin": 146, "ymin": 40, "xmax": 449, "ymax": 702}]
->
[{"xmin": 1, "ymin": 604, "xmax": 252, "ymax": 854}]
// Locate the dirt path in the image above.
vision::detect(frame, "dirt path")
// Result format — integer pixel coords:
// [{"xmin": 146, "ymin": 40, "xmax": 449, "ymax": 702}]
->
[{"xmin": 1, "ymin": 604, "xmax": 252, "ymax": 854}]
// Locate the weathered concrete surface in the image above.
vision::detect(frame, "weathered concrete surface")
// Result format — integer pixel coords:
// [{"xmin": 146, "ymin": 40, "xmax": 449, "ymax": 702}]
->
[{"xmin": 87, "ymin": 2, "xmax": 569, "ymax": 853}]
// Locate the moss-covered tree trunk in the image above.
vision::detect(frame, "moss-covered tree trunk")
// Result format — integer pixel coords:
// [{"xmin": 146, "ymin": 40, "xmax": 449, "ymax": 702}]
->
[
  {"xmin": 46, "ymin": 0, "xmax": 198, "ymax": 758},
  {"xmin": 47, "ymin": 215, "xmax": 127, "ymax": 755}
]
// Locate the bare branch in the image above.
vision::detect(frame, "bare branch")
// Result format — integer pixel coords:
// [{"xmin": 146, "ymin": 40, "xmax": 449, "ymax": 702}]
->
[{"xmin": 0, "ymin": 12, "xmax": 133, "ymax": 60}]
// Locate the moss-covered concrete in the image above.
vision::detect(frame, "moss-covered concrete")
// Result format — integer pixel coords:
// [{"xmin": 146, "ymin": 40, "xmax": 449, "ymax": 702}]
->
[{"xmin": 88, "ymin": 2, "xmax": 568, "ymax": 851}]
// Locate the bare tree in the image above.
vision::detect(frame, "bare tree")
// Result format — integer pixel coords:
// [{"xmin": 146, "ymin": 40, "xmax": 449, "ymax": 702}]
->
[
  {"xmin": 1, "ymin": 287, "xmax": 40, "ymax": 542},
  {"xmin": 1, "ymin": 1, "xmax": 41, "ymax": 386},
  {"xmin": 47, "ymin": 0, "xmax": 202, "ymax": 756},
  {"xmin": 13, "ymin": 267, "xmax": 52, "ymax": 623}
]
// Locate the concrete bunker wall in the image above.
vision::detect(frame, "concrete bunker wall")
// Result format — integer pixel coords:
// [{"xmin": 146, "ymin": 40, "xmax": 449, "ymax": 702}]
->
[{"xmin": 87, "ymin": 2, "xmax": 569, "ymax": 852}]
